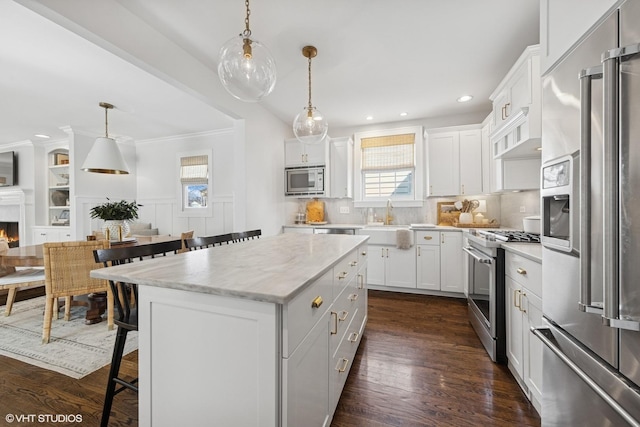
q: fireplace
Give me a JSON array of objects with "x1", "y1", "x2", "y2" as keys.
[{"x1": 0, "y1": 222, "x2": 19, "y2": 248}]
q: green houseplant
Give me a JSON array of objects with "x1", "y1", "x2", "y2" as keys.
[{"x1": 90, "y1": 198, "x2": 141, "y2": 239}]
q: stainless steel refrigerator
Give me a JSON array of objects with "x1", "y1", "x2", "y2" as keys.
[{"x1": 534, "y1": 0, "x2": 640, "y2": 425}]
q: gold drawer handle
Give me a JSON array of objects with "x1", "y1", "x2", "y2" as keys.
[
  {"x1": 336, "y1": 357, "x2": 349, "y2": 373},
  {"x1": 350, "y1": 261, "x2": 358, "y2": 267},
  {"x1": 517, "y1": 267, "x2": 527, "y2": 275},
  {"x1": 361, "y1": 251, "x2": 367, "y2": 256},
  {"x1": 348, "y1": 332, "x2": 359, "y2": 342},
  {"x1": 311, "y1": 296, "x2": 323, "y2": 308},
  {"x1": 338, "y1": 271, "x2": 348, "y2": 280},
  {"x1": 423, "y1": 236, "x2": 433, "y2": 240},
  {"x1": 338, "y1": 310, "x2": 349, "y2": 322},
  {"x1": 348, "y1": 293, "x2": 358, "y2": 301}
]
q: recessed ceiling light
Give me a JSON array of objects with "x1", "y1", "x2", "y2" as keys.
[
  {"x1": 457, "y1": 95, "x2": 473, "y2": 103},
  {"x1": 399, "y1": 112, "x2": 408, "y2": 117},
  {"x1": 34, "y1": 134, "x2": 50, "y2": 139},
  {"x1": 365, "y1": 116, "x2": 373, "y2": 121}
]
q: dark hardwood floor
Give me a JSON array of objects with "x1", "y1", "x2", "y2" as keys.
[
  {"x1": 331, "y1": 291, "x2": 540, "y2": 426},
  {"x1": 0, "y1": 290, "x2": 539, "y2": 426}
]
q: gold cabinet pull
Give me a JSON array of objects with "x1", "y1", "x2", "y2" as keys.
[
  {"x1": 386, "y1": 248, "x2": 389, "y2": 258},
  {"x1": 517, "y1": 267, "x2": 527, "y2": 275},
  {"x1": 521, "y1": 292, "x2": 527, "y2": 313},
  {"x1": 336, "y1": 357, "x2": 349, "y2": 373},
  {"x1": 514, "y1": 289, "x2": 521, "y2": 309},
  {"x1": 417, "y1": 246, "x2": 421, "y2": 256},
  {"x1": 381, "y1": 248, "x2": 385, "y2": 257},
  {"x1": 350, "y1": 261, "x2": 358, "y2": 267},
  {"x1": 338, "y1": 310, "x2": 349, "y2": 322},
  {"x1": 461, "y1": 184, "x2": 465, "y2": 194},
  {"x1": 337, "y1": 271, "x2": 348, "y2": 280},
  {"x1": 348, "y1": 332, "x2": 359, "y2": 342},
  {"x1": 361, "y1": 251, "x2": 367, "y2": 256},
  {"x1": 423, "y1": 236, "x2": 432, "y2": 240},
  {"x1": 311, "y1": 296, "x2": 323, "y2": 308},
  {"x1": 348, "y1": 293, "x2": 358, "y2": 301},
  {"x1": 331, "y1": 311, "x2": 338, "y2": 335}
]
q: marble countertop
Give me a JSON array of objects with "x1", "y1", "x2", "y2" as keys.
[
  {"x1": 91, "y1": 233, "x2": 369, "y2": 305},
  {"x1": 501, "y1": 242, "x2": 542, "y2": 263}
]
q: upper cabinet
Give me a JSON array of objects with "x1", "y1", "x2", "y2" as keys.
[
  {"x1": 426, "y1": 126, "x2": 482, "y2": 197},
  {"x1": 540, "y1": 0, "x2": 618, "y2": 75},
  {"x1": 284, "y1": 138, "x2": 328, "y2": 167},
  {"x1": 490, "y1": 45, "x2": 542, "y2": 159}
]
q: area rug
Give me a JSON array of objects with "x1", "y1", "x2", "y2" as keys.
[{"x1": 0, "y1": 296, "x2": 137, "y2": 379}]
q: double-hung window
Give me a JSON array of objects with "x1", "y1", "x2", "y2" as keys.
[
  {"x1": 354, "y1": 126, "x2": 423, "y2": 207},
  {"x1": 178, "y1": 151, "x2": 212, "y2": 217}
]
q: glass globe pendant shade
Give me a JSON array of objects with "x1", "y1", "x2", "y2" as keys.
[
  {"x1": 218, "y1": 35, "x2": 277, "y2": 102},
  {"x1": 293, "y1": 107, "x2": 329, "y2": 145}
]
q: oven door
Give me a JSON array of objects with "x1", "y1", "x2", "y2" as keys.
[{"x1": 464, "y1": 245, "x2": 502, "y2": 362}]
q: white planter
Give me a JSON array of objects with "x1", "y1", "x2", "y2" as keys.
[{"x1": 102, "y1": 220, "x2": 131, "y2": 240}]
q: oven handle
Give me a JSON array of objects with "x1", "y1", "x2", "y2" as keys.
[{"x1": 463, "y1": 246, "x2": 493, "y2": 264}]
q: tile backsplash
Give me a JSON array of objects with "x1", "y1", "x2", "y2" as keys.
[{"x1": 284, "y1": 190, "x2": 540, "y2": 229}]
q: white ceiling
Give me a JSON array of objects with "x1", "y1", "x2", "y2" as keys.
[{"x1": 1, "y1": 0, "x2": 540, "y2": 146}]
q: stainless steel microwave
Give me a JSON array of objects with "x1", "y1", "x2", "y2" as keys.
[{"x1": 285, "y1": 166, "x2": 325, "y2": 196}]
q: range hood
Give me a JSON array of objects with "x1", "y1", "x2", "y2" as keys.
[{"x1": 491, "y1": 107, "x2": 542, "y2": 159}]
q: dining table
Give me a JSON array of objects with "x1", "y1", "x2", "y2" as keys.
[{"x1": 0, "y1": 235, "x2": 181, "y2": 323}]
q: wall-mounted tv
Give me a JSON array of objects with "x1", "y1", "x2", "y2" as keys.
[{"x1": 0, "y1": 151, "x2": 17, "y2": 187}]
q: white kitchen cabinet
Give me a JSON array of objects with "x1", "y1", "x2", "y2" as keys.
[
  {"x1": 32, "y1": 226, "x2": 72, "y2": 244},
  {"x1": 495, "y1": 157, "x2": 541, "y2": 192},
  {"x1": 329, "y1": 137, "x2": 353, "y2": 198},
  {"x1": 481, "y1": 114, "x2": 497, "y2": 194},
  {"x1": 416, "y1": 230, "x2": 440, "y2": 291},
  {"x1": 426, "y1": 126, "x2": 482, "y2": 197},
  {"x1": 505, "y1": 250, "x2": 543, "y2": 413},
  {"x1": 440, "y1": 232, "x2": 464, "y2": 293},
  {"x1": 490, "y1": 45, "x2": 542, "y2": 160},
  {"x1": 367, "y1": 244, "x2": 416, "y2": 289},
  {"x1": 282, "y1": 226, "x2": 314, "y2": 234},
  {"x1": 285, "y1": 138, "x2": 328, "y2": 167},
  {"x1": 540, "y1": 0, "x2": 618, "y2": 75}
]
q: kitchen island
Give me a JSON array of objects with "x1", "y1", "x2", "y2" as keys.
[{"x1": 91, "y1": 233, "x2": 369, "y2": 427}]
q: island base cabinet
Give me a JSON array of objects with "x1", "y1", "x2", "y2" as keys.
[
  {"x1": 138, "y1": 286, "x2": 278, "y2": 427},
  {"x1": 283, "y1": 309, "x2": 331, "y2": 427}
]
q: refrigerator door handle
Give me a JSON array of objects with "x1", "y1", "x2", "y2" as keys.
[
  {"x1": 578, "y1": 65, "x2": 604, "y2": 315},
  {"x1": 532, "y1": 326, "x2": 640, "y2": 427},
  {"x1": 602, "y1": 48, "x2": 620, "y2": 328}
]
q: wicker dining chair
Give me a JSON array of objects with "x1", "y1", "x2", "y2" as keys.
[
  {"x1": 179, "y1": 230, "x2": 194, "y2": 253},
  {"x1": 41, "y1": 240, "x2": 113, "y2": 344}
]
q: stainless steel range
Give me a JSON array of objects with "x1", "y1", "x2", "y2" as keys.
[{"x1": 464, "y1": 229, "x2": 541, "y2": 363}]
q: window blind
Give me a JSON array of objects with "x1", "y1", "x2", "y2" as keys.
[
  {"x1": 361, "y1": 133, "x2": 415, "y2": 171},
  {"x1": 180, "y1": 155, "x2": 208, "y2": 183}
]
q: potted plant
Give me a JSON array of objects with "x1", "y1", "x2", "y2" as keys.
[{"x1": 89, "y1": 198, "x2": 141, "y2": 239}]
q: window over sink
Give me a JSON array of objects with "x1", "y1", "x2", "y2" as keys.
[{"x1": 354, "y1": 126, "x2": 424, "y2": 207}]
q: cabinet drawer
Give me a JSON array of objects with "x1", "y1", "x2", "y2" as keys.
[
  {"x1": 283, "y1": 269, "x2": 333, "y2": 357},
  {"x1": 505, "y1": 252, "x2": 541, "y2": 297},
  {"x1": 415, "y1": 230, "x2": 439, "y2": 246},
  {"x1": 334, "y1": 249, "x2": 358, "y2": 295}
]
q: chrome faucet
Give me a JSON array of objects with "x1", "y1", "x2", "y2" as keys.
[{"x1": 385, "y1": 199, "x2": 393, "y2": 225}]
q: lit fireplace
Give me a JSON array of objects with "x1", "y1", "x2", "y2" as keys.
[{"x1": 0, "y1": 222, "x2": 19, "y2": 248}]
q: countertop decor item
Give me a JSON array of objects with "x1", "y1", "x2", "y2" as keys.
[
  {"x1": 81, "y1": 102, "x2": 129, "y2": 175},
  {"x1": 217, "y1": 0, "x2": 276, "y2": 102},
  {"x1": 437, "y1": 202, "x2": 461, "y2": 226},
  {"x1": 305, "y1": 198, "x2": 325, "y2": 223},
  {"x1": 292, "y1": 45, "x2": 329, "y2": 145}
]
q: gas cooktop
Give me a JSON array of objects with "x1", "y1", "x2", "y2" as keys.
[{"x1": 467, "y1": 229, "x2": 541, "y2": 248}]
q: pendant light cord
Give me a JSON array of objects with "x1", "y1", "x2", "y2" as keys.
[
  {"x1": 104, "y1": 106, "x2": 109, "y2": 138},
  {"x1": 307, "y1": 55, "x2": 313, "y2": 111},
  {"x1": 243, "y1": 0, "x2": 251, "y2": 38}
]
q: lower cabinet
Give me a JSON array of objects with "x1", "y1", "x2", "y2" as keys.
[
  {"x1": 367, "y1": 244, "x2": 416, "y2": 288},
  {"x1": 416, "y1": 231, "x2": 464, "y2": 293},
  {"x1": 505, "y1": 251, "x2": 543, "y2": 413},
  {"x1": 32, "y1": 226, "x2": 72, "y2": 244}
]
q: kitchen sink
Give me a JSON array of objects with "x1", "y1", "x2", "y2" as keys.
[{"x1": 358, "y1": 226, "x2": 413, "y2": 245}]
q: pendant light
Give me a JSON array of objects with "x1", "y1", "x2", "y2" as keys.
[
  {"x1": 81, "y1": 102, "x2": 129, "y2": 175},
  {"x1": 293, "y1": 45, "x2": 328, "y2": 145},
  {"x1": 218, "y1": 0, "x2": 277, "y2": 102}
]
